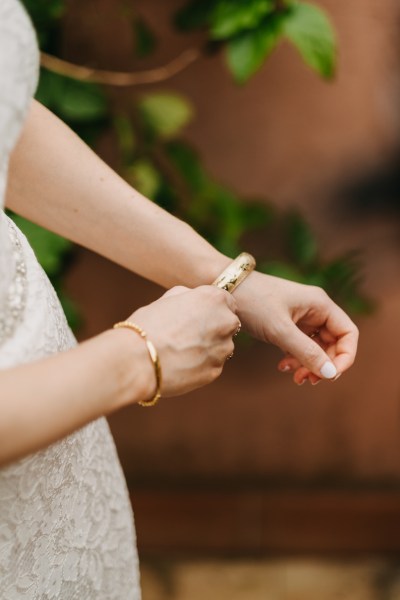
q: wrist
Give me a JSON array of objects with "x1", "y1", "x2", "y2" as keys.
[
  {"x1": 174, "y1": 232, "x2": 232, "y2": 287},
  {"x1": 102, "y1": 328, "x2": 156, "y2": 410},
  {"x1": 231, "y1": 269, "x2": 264, "y2": 323},
  {"x1": 196, "y1": 252, "x2": 233, "y2": 285}
]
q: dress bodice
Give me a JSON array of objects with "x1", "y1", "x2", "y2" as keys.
[
  {"x1": 0, "y1": 5, "x2": 141, "y2": 597},
  {"x1": 0, "y1": 0, "x2": 39, "y2": 344}
]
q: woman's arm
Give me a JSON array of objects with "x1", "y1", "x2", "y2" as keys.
[
  {"x1": 6, "y1": 100, "x2": 359, "y2": 383},
  {"x1": 6, "y1": 100, "x2": 229, "y2": 288},
  {"x1": 0, "y1": 285, "x2": 238, "y2": 467},
  {"x1": 0, "y1": 328, "x2": 153, "y2": 466}
]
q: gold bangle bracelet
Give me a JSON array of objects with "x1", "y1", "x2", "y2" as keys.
[
  {"x1": 113, "y1": 321, "x2": 162, "y2": 407},
  {"x1": 212, "y1": 252, "x2": 256, "y2": 293}
]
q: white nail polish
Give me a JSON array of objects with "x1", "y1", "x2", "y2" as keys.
[
  {"x1": 280, "y1": 365, "x2": 291, "y2": 372},
  {"x1": 320, "y1": 361, "x2": 337, "y2": 379}
]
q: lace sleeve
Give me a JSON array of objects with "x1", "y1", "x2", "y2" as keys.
[{"x1": 0, "y1": 0, "x2": 39, "y2": 168}]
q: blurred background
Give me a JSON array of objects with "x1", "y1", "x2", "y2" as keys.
[{"x1": 19, "y1": 0, "x2": 400, "y2": 597}]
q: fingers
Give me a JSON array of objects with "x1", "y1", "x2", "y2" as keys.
[
  {"x1": 277, "y1": 319, "x2": 356, "y2": 385},
  {"x1": 324, "y1": 304, "x2": 359, "y2": 372},
  {"x1": 278, "y1": 355, "x2": 301, "y2": 373},
  {"x1": 279, "y1": 323, "x2": 338, "y2": 380},
  {"x1": 278, "y1": 355, "x2": 322, "y2": 385},
  {"x1": 211, "y1": 286, "x2": 238, "y2": 315}
]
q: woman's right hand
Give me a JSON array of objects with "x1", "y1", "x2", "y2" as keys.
[{"x1": 126, "y1": 285, "x2": 240, "y2": 399}]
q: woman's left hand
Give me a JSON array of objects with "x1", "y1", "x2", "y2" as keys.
[{"x1": 234, "y1": 271, "x2": 359, "y2": 385}]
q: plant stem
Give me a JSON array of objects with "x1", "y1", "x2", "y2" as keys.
[{"x1": 40, "y1": 47, "x2": 203, "y2": 86}]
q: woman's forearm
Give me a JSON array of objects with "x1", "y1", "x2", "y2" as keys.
[
  {"x1": 4, "y1": 102, "x2": 358, "y2": 392},
  {"x1": 6, "y1": 101, "x2": 231, "y2": 289},
  {"x1": 0, "y1": 329, "x2": 153, "y2": 467}
]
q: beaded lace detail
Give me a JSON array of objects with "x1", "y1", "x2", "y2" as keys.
[
  {"x1": 0, "y1": 1, "x2": 141, "y2": 598},
  {"x1": 0, "y1": 217, "x2": 27, "y2": 345}
]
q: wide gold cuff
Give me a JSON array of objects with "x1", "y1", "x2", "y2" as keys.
[{"x1": 212, "y1": 252, "x2": 256, "y2": 293}]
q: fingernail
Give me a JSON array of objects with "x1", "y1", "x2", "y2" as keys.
[
  {"x1": 333, "y1": 373, "x2": 342, "y2": 382},
  {"x1": 296, "y1": 379, "x2": 306, "y2": 386},
  {"x1": 311, "y1": 379, "x2": 321, "y2": 386},
  {"x1": 279, "y1": 365, "x2": 291, "y2": 372},
  {"x1": 320, "y1": 361, "x2": 337, "y2": 379}
]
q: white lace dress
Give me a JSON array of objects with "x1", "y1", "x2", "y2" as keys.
[{"x1": 0, "y1": 1, "x2": 141, "y2": 598}]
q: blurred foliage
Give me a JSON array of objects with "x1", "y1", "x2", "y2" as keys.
[
  {"x1": 176, "y1": 0, "x2": 336, "y2": 83},
  {"x1": 16, "y1": 0, "x2": 369, "y2": 329}
]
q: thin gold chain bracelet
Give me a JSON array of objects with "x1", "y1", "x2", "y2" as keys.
[{"x1": 113, "y1": 321, "x2": 162, "y2": 407}]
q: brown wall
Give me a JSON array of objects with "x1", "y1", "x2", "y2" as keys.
[{"x1": 64, "y1": 0, "x2": 400, "y2": 486}]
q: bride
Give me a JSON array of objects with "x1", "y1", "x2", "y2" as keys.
[{"x1": 0, "y1": 0, "x2": 358, "y2": 598}]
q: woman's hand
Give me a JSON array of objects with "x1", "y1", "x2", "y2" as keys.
[
  {"x1": 234, "y1": 271, "x2": 359, "y2": 385},
  {"x1": 127, "y1": 285, "x2": 240, "y2": 398}
]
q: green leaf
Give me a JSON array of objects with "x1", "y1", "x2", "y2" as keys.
[
  {"x1": 283, "y1": 2, "x2": 336, "y2": 78},
  {"x1": 166, "y1": 141, "x2": 207, "y2": 191},
  {"x1": 113, "y1": 114, "x2": 136, "y2": 163},
  {"x1": 174, "y1": 0, "x2": 215, "y2": 31},
  {"x1": 259, "y1": 260, "x2": 305, "y2": 282},
  {"x1": 226, "y1": 14, "x2": 284, "y2": 83},
  {"x1": 22, "y1": 0, "x2": 65, "y2": 23},
  {"x1": 138, "y1": 93, "x2": 194, "y2": 139},
  {"x1": 10, "y1": 215, "x2": 72, "y2": 277},
  {"x1": 35, "y1": 69, "x2": 64, "y2": 107},
  {"x1": 36, "y1": 70, "x2": 108, "y2": 122},
  {"x1": 287, "y1": 212, "x2": 318, "y2": 267},
  {"x1": 343, "y1": 295, "x2": 374, "y2": 315},
  {"x1": 56, "y1": 80, "x2": 108, "y2": 122},
  {"x1": 134, "y1": 18, "x2": 156, "y2": 58},
  {"x1": 241, "y1": 201, "x2": 273, "y2": 229},
  {"x1": 211, "y1": 0, "x2": 275, "y2": 40},
  {"x1": 125, "y1": 160, "x2": 161, "y2": 199}
]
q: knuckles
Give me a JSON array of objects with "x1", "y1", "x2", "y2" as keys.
[
  {"x1": 204, "y1": 365, "x2": 223, "y2": 384},
  {"x1": 309, "y1": 285, "x2": 329, "y2": 302},
  {"x1": 302, "y1": 343, "x2": 322, "y2": 365}
]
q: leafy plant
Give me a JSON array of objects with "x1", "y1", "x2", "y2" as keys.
[
  {"x1": 17, "y1": 0, "x2": 368, "y2": 331},
  {"x1": 176, "y1": 0, "x2": 336, "y2": 83}
]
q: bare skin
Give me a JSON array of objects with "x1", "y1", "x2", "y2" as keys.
[
  {"x1": 0, "y1": 100, "x2": 359, "y2": 465},
  {"x1": 0, "y1": 285, "x2": 238, "y2": 466}
]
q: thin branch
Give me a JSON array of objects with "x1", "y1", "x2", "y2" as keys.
[{"x1": 40, "y1": 47, "x2": 203, "y2": 86}]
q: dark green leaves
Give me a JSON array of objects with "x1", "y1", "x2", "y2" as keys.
[
  {"x1": 133, "y1": 17, "x2": 156, "y2": 58},
  {"x1": 226, "y1": 1, "x2": 336, "y2": 83},
  {"x1": 226, "y1": 13, "x2": 284, "y2": 83},
  {"x1": 21, "y1": 0, "x2": 65, "y2": 24},
  {"x1": 176, "y1": 0, "x2": 336, "y2": 83},
  {"x1": 166, "y1": 141, "x2": 272, "y2": 257},
  {"x1": 21, "y1": 0, "x2": 65, "y2": 49},
  {"x1": 287, "y1": 211, "x2": 318, "y2": 267},
  {"x1": 283, "y1": 2, "x2": 336, "y2": 79},
  {"x1": 175, "y1": 0, "x2": 215, "y2": 31},
  {"x1": 210, "y1": 0, "x2": 275, "y2": 40},
  {"x1": 36, "y1": 71, "x2": 108, "y2": 122}
]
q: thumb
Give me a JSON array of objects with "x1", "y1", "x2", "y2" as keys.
[{"x1": 281, "y1": 323, "x2": 338, "y2": 380}]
